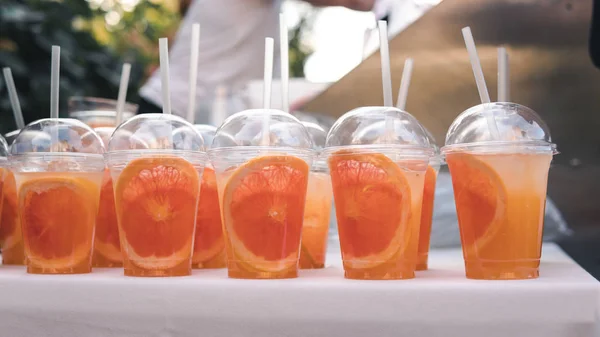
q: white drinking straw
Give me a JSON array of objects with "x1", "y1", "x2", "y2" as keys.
[
  {"x1": 115, "y1": 63, "x2": 131, "y2": 126},
  {"x1": 187, "y1": 23, "x2": 201, "y2": 123},
  {"x1": 159, "y1": 38, "x2": 172, "y2": 115},
  {"x1": 378, "y1": 20, "x2": 393, "y2": 108},
  {"x1": 2, "y1": 68, "x2": 25, "y2": 129},
  {"x1": 395, "y1": 58, "x2": 414, "y2": 111},
  {"x1": 461, "y1": 26, "x2": 500, "y2": 139},
  {"x1": 498, "y1": 46, "x2": 509, "y2": 102},
  {"x1": 50, "y1": 46, "x2": 60, "y2": 119},
  {"x1": 261, "y1": 37, "x2": 275, "y2": 146},
  {"x1": 279, "y1": 13, "x2": 290, "y2": 113}
]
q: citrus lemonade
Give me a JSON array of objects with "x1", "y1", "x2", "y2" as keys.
[
  {"x1": 328, "y1": 151, "x2": 426, "y2": 280},
  {"x1": 217, "y1": 155, "x2": 310, "y2": 279},
  {"x1": 299, "y1": 171, "x2": 332, "y2": 269},
  {"x1": 113, "y1": 156, "x2": 201, "y2": 277},
  {"x1": 192, "y1": 166, "x2": 226, "y2": 268},
  {"x1": 446, "y1": 152, "x2": 552, "y2": 280},
  {"x1": 17, "y1": 171, "x2": 102, "y2": 274},
  {"x1": 416, "y1": 164, "x2": 439, "y2": 271},
  {"x1": 0, "y1": 171, "x2": 26, "y2": 265},
  {"x1": 92, "y1": 168, "x2": 122, "y2": 267}
]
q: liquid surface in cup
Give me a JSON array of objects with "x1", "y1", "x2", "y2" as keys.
[
  {"x1": 192, "y1": 166, "x2": 226, "y2": 268},
  {"x1": 218, "y1": 155, "x2": 309, "y2": 279},
  {"x1": 0, "y1": 171, "x2": 26, "y2": 265},
  {"x1": 299, "y1": 171, "x2": 332, "y2": 269},
  {"x1": 114, "y1": 156, "x2": 200, "y2": 277},
  {"x1": 328, "y1": 151, "x2": 425, "y2": 280},
  {"x1": 18, "y1": 171, "x2": 102, "y2": 274},
  {"x1": 416, "y1": 165, "x2": 438, "y2": 271},
  {"x1": 93, "y1": 168, "x2": 122, "y2": 267},
  {"x1": 446, "y1": 152, "x2": 552, "y2": 280}
]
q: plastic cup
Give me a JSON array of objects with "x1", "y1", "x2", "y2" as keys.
[
  {"x1": 209, "y1": 109, "x2": 315, "y2": 279},
  {"x1": 89, "y1": 127, "x2": 122, "y2": 268},
  {"x1": 190, "y1": 124, "x2": 226, "y2": 269},
  {"x1": 441, "y1": 102, "x2": 557, "y2": 280},
  {"x1": 69, "y1": 97, "x2": 136, "y2": 128},
  {"x1": 9, "y1": 119, "x2": 105, "y2": 274},
  {"x1": 416, "y1": 130, "x2": 443, "y2": 271},
  {"x1": 0, "y1": 136, "x2": 9, "y2": 259},
  {"x1": 299, "y1": 122, "x2": 332, "y2": 269},
  {"x1": 106, "y1": 114, "x2": 206, "y2": 277},
  {"x1": 324, "y1": 107, "x2": 433, "y2": 280}
]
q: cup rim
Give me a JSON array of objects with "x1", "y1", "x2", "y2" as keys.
[{"x1": 441, "y1": 140, "x2": 557, "y2": 155}]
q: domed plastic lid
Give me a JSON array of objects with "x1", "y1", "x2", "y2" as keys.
[
  {"x1": 211, "y1": 109, "x2": 313, "y2": 151},
  {"x1": 325, "y1": 107, "x2": 432, "y2": 154},
  {"x1": 0, "y1": 135, "x2": 8, "y2": 162},
  {"x1": 4, "y1": 130, "x2": 20, "y2": 145},
  {"x1": 108, "y1": 113, "x2": 204, "y2": 152},
  {"x1": 442, "y1": 102, "x2": 556, "y2": 154},
  {"x1": 10, "y1": 118, "x2": 105, "y2": 156},
  {"x1": 94, "y1": 127, "x2": 114, "y2": 148},
  {"x1": 422, "y1": 126, "x2": 443, "y2": 166},
  {"x1": 301, "y1": 121, "x2": 327, "y2": 151},
  {"x1": 194, "y1": 124, "x2": 217, "y2": 149}
]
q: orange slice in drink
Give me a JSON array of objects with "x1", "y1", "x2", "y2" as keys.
[
  {"x1": 223, "y1": 155, "x2": 309, "y2": 272},
  {"x1": 0, "y1": 172, "x2": 23, "y2": 252},
  {"x1": 192, "y1": 166, "x2": 225, "y2": 264},
  {"x1": 329, "y1": 152, "x2": 411, "y2": 269},
  {"x1": 115, "y1": 157, "x2": 200, "y2": 270},
  {"x1": 94, "y1": 169, "x2": 122, "y2": 263},
  {"x1": 446, "y1": 152, "x2": 507, "y2": 251},
  {"x1": 20, "y1": 176, "x2": 97, "y2": 269},
  {"x1": 418, "y1": 166, "x2": 437, "y2": 254}
]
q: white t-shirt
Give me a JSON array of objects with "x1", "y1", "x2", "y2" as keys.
[{"x1": 140, "y1": 0, "x2": 282, "y2": 116}]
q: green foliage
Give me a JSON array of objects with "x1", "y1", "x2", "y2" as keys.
[{"x1": 0, "y1": 0, "x2": 179, "y2": 134}]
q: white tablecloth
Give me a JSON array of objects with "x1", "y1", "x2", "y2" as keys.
[{"x1": 0, "y1": 244, "x2": 598, "y2": 337}]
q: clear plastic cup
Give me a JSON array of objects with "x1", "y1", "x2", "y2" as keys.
[
  {"x1": 190, "y1": 124, "x2": 226, "y2": 269},
  {"x1": 209, "y1": 109, "x2": 315, "y2": 279},
  {"x1": 106, "y1": 114, "x2": 207, "y2": 277},
  {"x1": 324, "y1": 107, "x2": 433, "y2": 280},
  {"x1": 0, "y1": 133, "x2": 26, "y2": 265},
  {"x1": 90, "y1": 127, "x2": 122, "y2": 268},
  {"x1": 299, "y1": 122, "x2": 332, "y2": 269},
  {"x1": 441, "y1": 102, "x2": 557, "y2": 280},
  {"x1": 416, "y1": 129, "x2": 443, "y2": 271},
  {"x1": 9, "y1": 119, "x2": 106, "y2": 274},
  {"x1": 69, "y1": 97, "x2": 136, "y2": 128}
]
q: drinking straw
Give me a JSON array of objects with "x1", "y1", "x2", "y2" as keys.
[
  {"x1": 395, "y1": 58, "x2": 414, "y2": 111},
  {"x1": 461, "y1": 26, "x2": 500, "y2": 139},
  {"x1": 2, "y1": 68, "x2": 25, "y2": 129},
  {"x1": 261, "y1": 37, "x2": 275, "y2": 146},
  {"x1": 115, "y1": 63, "x2": 131, "y2": 126},
  {"x1": 159, "y1": 38, "x2": 172, "y2": 115},
  {"x1": 210, "y1": 85, "x2": 228, "y2": 127},
  {"x1": 378, "y1": 20, "x2": 393, "y2": 108},
  {"x1": 50, "y1": 46, "x2": 60, "y2": 119},
  {"x1": 498, "y1": 47, "x2": 509, "y2": 102},
  {"x1": 279, "y1": 13, "x2": 290, "y2": 113},
  {"x1": 187, "y1": 23, "x2": 201, "y2": 123}
]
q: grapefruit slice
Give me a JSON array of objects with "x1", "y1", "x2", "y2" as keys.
[
  {"x1": 94, "y1": 169, "x2": 122, "y2": 263},
  {"x1": 20, "y1": 175, "x2": 97, "y2": 269},
  {"x1": 115, "y1": 157, "x2": 200, "y2": 270},
  {"x1": 446, "y1": 152, "x2": 507, "y2": 252},
  {"x1": 223, "y1": 155, "x2": 309, "y2": 272},
  {"x1": 329, "y1": 151, "x2": 412, "y2": 269},
  {"x1": 0, "y1": 172, "x2": 20, "y2": 250},
  {"x1": 192, "y1": 166, "x2": 225, "y2": 265}
]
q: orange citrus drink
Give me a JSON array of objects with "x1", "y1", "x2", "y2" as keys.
[
  {"x1": 299, "y1": 171, "x2": 332, "y2": 269},
  {"x1": 328, "y1": 151, "x2": 426, "y2": 280},
  {"x1": 113, "y1": 156, "x2": 200, "y2": 277},
  {"x1": 446, "y1": 152, "x2": 552, "y2": 280},
  {"x1": 92, "y1": 168, "x2": 122, "y2": 267},
  {"x1": 416, "y1": 164, "x2": 439, "y2": 271},
  {"x1": 217, "y1": 155, "x2": 310, "y2": 279},
  {"x1": 192, "y1": 166, "x2": 226, "y2": 268},
  {"x1": 0, "y1": 171, "x2": 26, "y2": 265},
  {"x1": 17, "y1": 172, "x2": 102, "y2": 274}
]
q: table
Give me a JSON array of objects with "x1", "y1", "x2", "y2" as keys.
[{"x1": 0, "y1": 244, "x2": 598, "y2": 337}]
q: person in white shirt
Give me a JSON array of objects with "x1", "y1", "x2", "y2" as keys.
[{"x1": 138, "y1": 0, "x2": 375, "y2": 116}]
